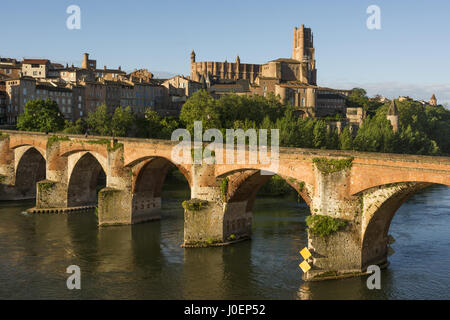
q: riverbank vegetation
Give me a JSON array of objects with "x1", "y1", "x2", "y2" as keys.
[
  {"x1": 17, "y1": 90, "x2": 450, "y2": 156},
  {"x1": 14, "y1": 89, "x2": 450, "y2": 197}
]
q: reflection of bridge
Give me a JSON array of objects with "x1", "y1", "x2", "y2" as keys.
[{"x1": 1, "y1": 130, "x2": 449, "y2": 280}]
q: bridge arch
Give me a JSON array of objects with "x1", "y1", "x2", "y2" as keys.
[
  {"x1": 14, "y1": 146, "x2": 46, "y2": 198},
  {"x1": 67, "y1": 152, "x2": 106, "y2": 207},
  {"x1": 222, "y1": 169, "x2": 312, "y2": 208},
  {"x1": 66, "y1": 151, "x2": 108, "y2": 182},
  {"x1": 130, "y1": 156, "x2": 191, "y2": 223},
  {"x1": 218, "y1": 168, "x2": 312, "y2": 239},
  {"x1": 350, "y1": 165, "x2": 450, "y2": 196},
  {"x1": 358, "y1": 181, "x2": 445, "y2": 269}
]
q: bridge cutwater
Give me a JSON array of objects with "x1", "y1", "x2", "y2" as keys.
[{"x1": 0, "y1": 130, "x2": 449, "y2": 281}]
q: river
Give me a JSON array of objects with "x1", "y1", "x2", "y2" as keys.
[{"x1": 0, "y1": 176, "x2": 449, "y2": 300}]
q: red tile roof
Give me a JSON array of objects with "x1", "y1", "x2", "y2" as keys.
[{"x1": 22, "y1": 59, "x2": 50, "y2": 64}]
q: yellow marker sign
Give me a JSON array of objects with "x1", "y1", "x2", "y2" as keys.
[
  {"x1": 298, "y1": 247, "x2": 312, "y2": 273},
  {"x1": 300, "y1": 248, "x2": 311, "y2": 260},
  {"x1": 299, "y1": 260, "x2": 311, "y2": 273}
]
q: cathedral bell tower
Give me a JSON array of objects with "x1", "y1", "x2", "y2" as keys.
[{"x1": 292, "y1": 25, "x2": 317, "y2": 85}]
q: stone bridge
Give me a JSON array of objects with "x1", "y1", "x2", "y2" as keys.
[{"x1": 1, "y1": 130, "x2": 449, "y2": 281}]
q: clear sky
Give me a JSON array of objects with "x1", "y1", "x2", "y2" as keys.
[{"x1": 1, "y1": 0, "x2": 449, "y2": 104}]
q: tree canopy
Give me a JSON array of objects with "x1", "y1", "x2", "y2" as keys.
[
  {"x1": 17, "y1": 99, "x2": 65, "y2": 133},
  {"x1": 15, "y1": 93, "x2": 450, "y2": 157}
]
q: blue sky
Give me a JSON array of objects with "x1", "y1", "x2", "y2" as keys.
[{"x1": 1, "y1": 0, "x2": 449, "y2": 104}]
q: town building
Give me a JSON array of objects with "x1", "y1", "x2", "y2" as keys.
[
  {"x1": 162, "y1": 75, "x2": 203, "y2": 111},
  {"x1": 0, "y1": 52, "x2": 173, "y2": 125},
  {"x1": 4, "y1": 77, "x2": 36, "y2": 124},
  {"x1": 0, "y1": 81, "x2": 6, "y2": 124},
  {"x1": 0, "y1": 58, "x2": 22, "y2": 79},
  {"x1": 21, "y1": 59, "x2": 52, "y2": 79}
]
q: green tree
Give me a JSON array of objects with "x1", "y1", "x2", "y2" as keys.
[
  {"x1": 17, "y1": 99, "x2": 65, "y2": 132},
  {"x1": 86, "y1": 104, "x2": 112, "y2": 136},
  {"x1": 142, "y1": 109, "x2": 163, "y2": 138},
  {"x1": 180, "y1": 90, "x2": 220, "y2": 133},
  {"x1": 346, "y1": 88, "x2": 368, "y2": 109},
  {"x1": 111, "y1": 106, "x2": 135, "y2": 137},
  {"x1": 353, "y1": 115, "x2": 395, "y2": 153},
  {"x1": 63, "y1": 118, "x2": 86, "y2": 134},
  {"x1": 313, "y1": 120, "x2": 327, "y2": 149},
  {"x1": 339, "y1": 127, "x2": 353, "y2": 150}
]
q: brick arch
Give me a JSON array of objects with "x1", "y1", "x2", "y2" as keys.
[
  {"x1": 10, "y1": 144, "x2": 46, "y2": 160},
  {"x1": 66, "y1": 151, "x2": 108, "y2": 181},
  {"x1": 130, "y1": 156, "x2": 192, "y2": 190},
  {"x1": 359, "y1": 182, "x2": 435, "y2": 269},
  {"x1": 130, "y1": 156, "x2": 191, "y2": 223},
  {"x1": 8, "y1": 134, "x2": 48, "y2": 158},
  {"x1": 350, "y1": 164, "x2": 450, "y2": 196},
  {"x1": 67, "y1": 152, "x2": 106, "y2": 207},
  {"x1": 59, "y1": 147, "x2": 108, "y2": 162},
  {"x1": 220, "y1": 168, "x2": 313, "y2": 212},
  {"x1": 14, "y1": 146, "x2": 46, "y2": 198},
  {"x1": 215, "y1": 161, "x2": 315, "y2": 188}
]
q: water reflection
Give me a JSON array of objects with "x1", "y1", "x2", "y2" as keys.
[{"x1": 0, "y1": 184, "x2": 448, "y2": 299}]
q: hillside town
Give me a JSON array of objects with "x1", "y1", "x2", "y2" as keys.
[{"x1": 0, "y1": 25, "x2": 439, "y2": 132}]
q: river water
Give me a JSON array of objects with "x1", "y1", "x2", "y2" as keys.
[{"x1": 0, "y1": 177, "x2": 449, "y2": 300}]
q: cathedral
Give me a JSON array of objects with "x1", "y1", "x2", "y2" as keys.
[
  {"x1": 190, "y1": 24, "x2": 317, "y2": 85},
  {"x1": 189, "y1": 25, "x2": 352, "y2": 119}
]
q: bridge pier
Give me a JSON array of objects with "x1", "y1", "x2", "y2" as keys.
[
  {"x1": 182, "y1": 163, "x2": 253, "y2": 247},
  {"x1": 303, "y1": 165, "x2": 433, "y2": 281},
  {"x1": 303, "y1": 160, "x2": 364, "y2": 280},
  {"x1": 97, "y1": 144, "x2": 134, "y2": 225},
  {"x1": 0, "y1": 134, "x2": 18, "y2": 200},
  {"x1": 35, "y1": 138, "x2": 72, "y2": 209},
  {"x1": 183, "y1": 164, "x2": 227, "y2": 246},
  {"x1": 98, "y1": 149, "x2": 172, "y2": 226}
]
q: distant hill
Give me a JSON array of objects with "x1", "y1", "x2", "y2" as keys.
[{"x1": 151, "y1": 71, "x2": 178, "y2": 79}]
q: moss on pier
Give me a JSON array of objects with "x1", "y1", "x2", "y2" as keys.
[
  {"x1": 38, "y1": 180, "x2": 56, "y2": 192},
  {"x1": 221, "y1": 177, "x2": 229, "y2": 201},
  {"x1": 306, "y1": 215, "x2": 347, "y2": 238},
  {"x1": 182, "y1": 199, "x2": 209, "y2": 211},
  {"x1": 312, "y1": 157, "x2": 354, "y2": 175}
]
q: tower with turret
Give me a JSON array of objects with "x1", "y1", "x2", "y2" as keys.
[
  {"x1": 387, "y1": 99, "x2": 399, "y2": 133},
  {"x1": 429, "y1": 94, "x2": 437, "y2": 106}
]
